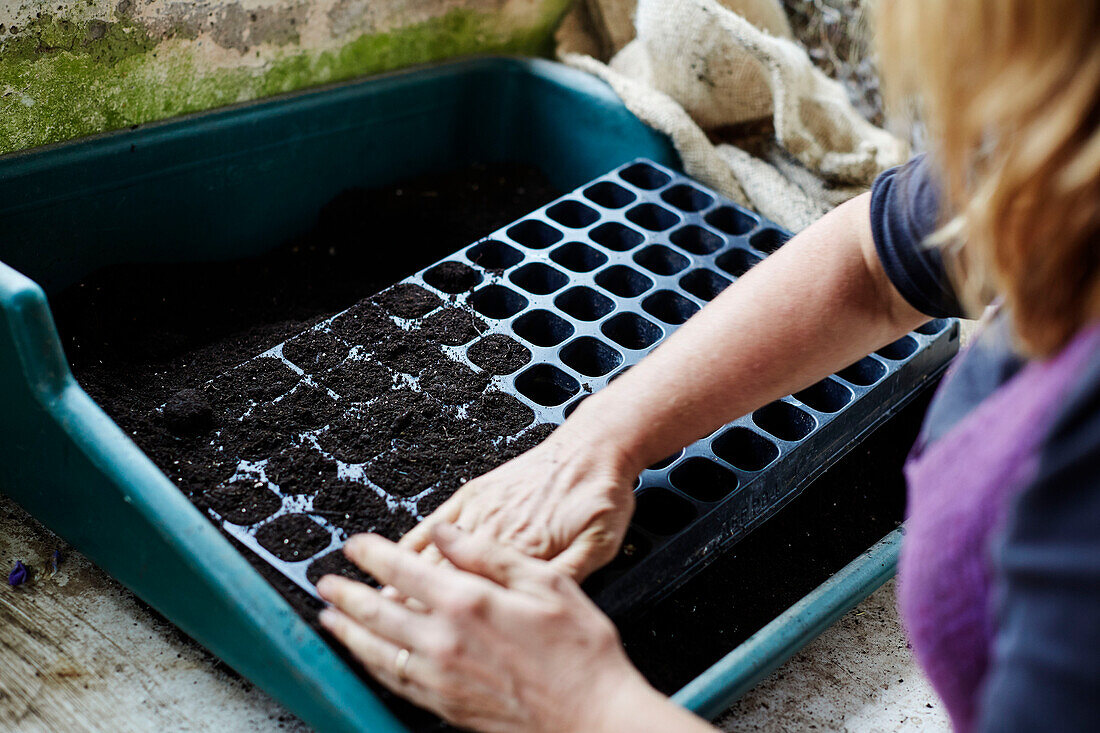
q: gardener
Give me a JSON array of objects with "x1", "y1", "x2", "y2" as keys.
[{"x1": 316, "y1": 1, "x2": 1100, "y2": 730}]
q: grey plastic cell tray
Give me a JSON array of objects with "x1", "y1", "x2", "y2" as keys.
[{"x1": 191, "y1": 158, "x2": 958, "y2": 613}]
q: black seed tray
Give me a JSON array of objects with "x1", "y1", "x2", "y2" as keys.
[{"x1": 188, "y1": 159, "x2": 959, "y2": 613}]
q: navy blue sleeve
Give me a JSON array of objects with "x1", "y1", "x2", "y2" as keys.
[
  {"x1": 976, "y1": 356, "x2": 1100, "y2": 731},
  {"x1": 869, "y1": 155, "x2": 964, "y2": 318}
]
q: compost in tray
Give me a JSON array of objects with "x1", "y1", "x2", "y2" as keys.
[
  {"x1": 153, "y1": 289, "x2": 558, "y2": 597},
  {"x1": 138, "y1": 158, "x2": 956, "y2": 608}
]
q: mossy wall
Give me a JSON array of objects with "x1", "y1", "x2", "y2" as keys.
[{"x1": 0, "y1": 0, "x2": 572, "y2": 156}]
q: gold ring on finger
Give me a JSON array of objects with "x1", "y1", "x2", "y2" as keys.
[{"x1": 394, "y1": 647, "x2": 411, "y2": 683}]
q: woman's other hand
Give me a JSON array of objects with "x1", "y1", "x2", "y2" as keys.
[
  {"x1": 398, "y1": 421, "x2": 638, "y2": 582},
  {"x1": 317, "y1": 527, "x2": 713, "y2": 733}
]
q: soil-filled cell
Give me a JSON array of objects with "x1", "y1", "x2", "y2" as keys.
[
  {"x1": 320, "y1": 390, "x2": 450, "y2": 464},
  {"x1": 250, "y1": 384, "x2": 341, "y2": 433},
  {"x1": 418, "y1": 307, "x2": 487, "y2": 346},
  {"x1": 282, "y1": 329, "x2": 349, "y2": 374},
  {"x1": 418, "y1": 358, "x2": 491, "y2": 405},
  {"x1": 323, "y1": 358, "x2": 393, "y2": 403},
  {"x1": 373, "y1": 283, "x2": 441, "y2": 319},
  {"x1": 422, "y1": 261, "x2": 483, "y2": 294},
  {"x1": 306, "y1": 549, "x2": 375, "y2": 587},
  {"x1": 265, "y1": 444, "x2": 339, "y2": 494},
  {"x1": 312, "y1": 480, "x2": 415, "y2": 540},
  {"x1": 467, "y1": 391, "x2": 536, "y2": 437},
  {"x1": 199, "y1": 479, "x2": 282, "y2": 526},
  {"x1": 256, "y1": 514, "x2": 331, "y2": 562},
  {"x1": 327, "y1": 301, "x2": 401, "y2": 345},
  {"x1": 223, "y1": 357, "x2": 299, "y2": 404},
  {"x1": 466, "y1": 334, "x2": 532, "y2": 375}
]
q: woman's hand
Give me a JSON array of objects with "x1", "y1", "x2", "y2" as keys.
[
  {"x1": 399, "y1": 422, "x2": 638, "y2": 581},
  {"x1": 318, "y1": 526, "x2": 714, "y2": 733}
]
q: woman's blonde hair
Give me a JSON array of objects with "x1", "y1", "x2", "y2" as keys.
[{"x1": 876, "y1": 0, "x2": 1100, "y2": 356}]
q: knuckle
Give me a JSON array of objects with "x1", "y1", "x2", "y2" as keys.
[
  {"x1": 427, "y1": 632, "x2": 464, "y2": 667},
  {"x1": 445, "y1": 588, "x2": 490, "y2": 619}
]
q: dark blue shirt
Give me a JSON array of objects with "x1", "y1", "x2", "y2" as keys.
[{"x1": 870, "y1": 156, "x2": 1100, "y2": 732}]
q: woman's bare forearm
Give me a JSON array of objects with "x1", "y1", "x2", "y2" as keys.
[{"x1": 564, "y1": 192, "x2": 928, "y2": 476}]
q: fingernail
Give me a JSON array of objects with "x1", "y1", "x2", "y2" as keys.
[
  {"x1": 380, "y1": 585, "x2": 400, "y2": 600},
  {"x1": 316, "y1": 575, "x2": 334, "y2": 598},
  {"x1": 318, "y1": 608, "x2": 336, "y2": 627}
]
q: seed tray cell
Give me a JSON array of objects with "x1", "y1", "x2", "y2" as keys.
[{"x1": 187, "y1": 158, "x2": 956, "y2": 614}]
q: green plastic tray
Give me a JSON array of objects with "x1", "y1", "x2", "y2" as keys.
[{"x1": 0, "y1": 57, "x2": 902, "y2": 730}]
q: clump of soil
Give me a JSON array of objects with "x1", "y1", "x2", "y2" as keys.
[
  {"x1": 161, "y1": 388, "x2": 214, "y2": 436},
  {"x1": 467, "y1": 334, "x2": 532, "y2": 374}
]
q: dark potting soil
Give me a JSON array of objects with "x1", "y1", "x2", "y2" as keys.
[
  {"x1": 51, "y1": 160, "x2": 920, "y2": 727},
  {"x1": 467, "y1": 334, "x2": 533, "y2": 375}
]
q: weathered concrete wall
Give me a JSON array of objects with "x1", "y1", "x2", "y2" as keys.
[{"x1": 0, "y1": 0, "x2": 572, "y2": 155}]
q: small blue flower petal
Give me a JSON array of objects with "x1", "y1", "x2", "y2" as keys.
[{"x1": 8, "y1": 560, "x2": 28, "y2": 587}]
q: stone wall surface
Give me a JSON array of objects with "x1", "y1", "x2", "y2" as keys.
[{"x1": 0, "y1": 0, "x2": 571, "y2": 155}]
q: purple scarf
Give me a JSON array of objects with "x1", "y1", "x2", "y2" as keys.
[{"x1": 899, "y1": 324, "x2": 1100, "y2": 731}]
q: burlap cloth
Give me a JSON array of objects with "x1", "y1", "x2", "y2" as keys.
[{"x1": 556, "y1": 0, "x2": 907, "y2": 230}]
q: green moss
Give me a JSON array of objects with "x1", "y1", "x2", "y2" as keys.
[
  {"x1": 1, "y1": 13, "x2": 156, "y2": 66},
  {"x1": 0, "y1": 5, "x2": 569, "y2": 156}
]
